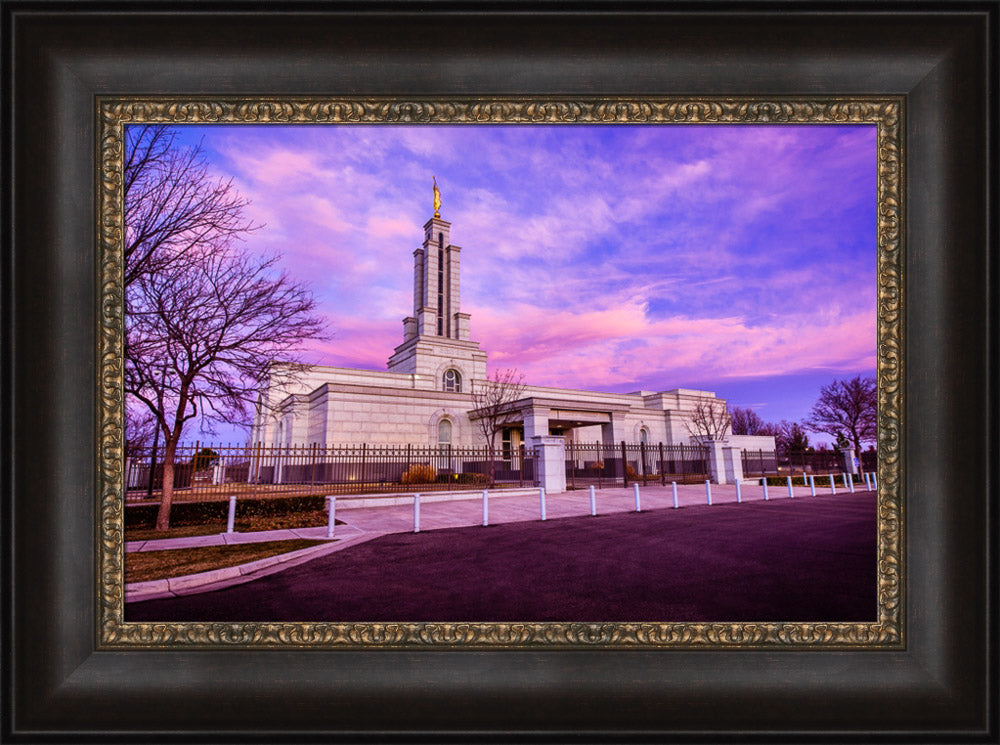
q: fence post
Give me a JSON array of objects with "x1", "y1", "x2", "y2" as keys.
[
  {"x1": 659, "y1": 442, "x2": 666, "y2": 486},
  {"x1": 787, "y1": 475, "x2": 794, "y2": 499},
  {"x1": 809, "y1": 475, "x2": 816, "y2": 496},
  {"x1": 413, "y1": 492, "x2": 421, "y2": 533},
  {"x1": 762, "y1": 478, "x2": 769, "y2": 500},
  {"x1": 705, "y1": 479, "x2": 712, "y2": 505},
  {"x1": 360, "y1": 443, "x2": 368, "y2": 492},
  {"x1": 639, "y1": 441, "x2": 648, "y2": 484},
  {"x1": 226, "y1": 495, "x2": 237, "y2": 534},
  {"x1": 620, "y1": 441, "x2": 629, "y2": 487},
  {"x1": 672, "y1": 481, "x2": 678, "y2": 508},
  {"x1": 589, "y1": 485, "x2": 596, "y2": 515},
  {"x1": 633, "y1": 483, "x2": 641, "y2": 512},
  {"x1": 735, "y1": 479, "x2": 742, "y2": 503},
  {"x1": 829, "y1": 473, "x2": 837, "y2": 494},
  {"x1": 539, "y1": 487, "x2": 547, "y2": 521},
  {"x1": 327, "y1": 496, "x2": 337, "y2": 538}
]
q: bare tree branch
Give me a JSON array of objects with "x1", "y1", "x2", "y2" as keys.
[
  {"x1": 684, "y1": 398, "x2": 732, "y2": 442},
  {"x1": 804, "y1": 375, "x2": 877, "y2": 454},
  {"x1": 469, "y1": 369, "x2": 527, "y2": 484}
]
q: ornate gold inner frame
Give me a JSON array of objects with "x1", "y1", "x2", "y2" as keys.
[{"x1": 98, "y1": 97, "x2": 903, "y2": 648}]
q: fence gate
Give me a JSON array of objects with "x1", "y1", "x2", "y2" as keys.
[{"x1": 565, "y1": 441, "x2": 709, "y2": 489}]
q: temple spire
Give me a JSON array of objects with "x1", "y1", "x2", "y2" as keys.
[{"x1": 433, "y1": 176, "x2": 442, "y2": 219}]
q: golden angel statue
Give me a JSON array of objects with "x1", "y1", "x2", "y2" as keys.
[{"x1": 433, "y1": 176, "x2": 442, "y2": 218}]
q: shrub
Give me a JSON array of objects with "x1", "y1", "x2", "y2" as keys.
[
  {"x1": 626, "y1": 465, "x2": 640, "y2": 480},
  {"x1": 400, "y1": 463, "x2": 437, "y2": 485},
  {"x1": 124, "y1": 494, "x2": 331, "y2": 529},
  {"x1": 455, "y1": 472, "x2": 490, "y2": 486}
]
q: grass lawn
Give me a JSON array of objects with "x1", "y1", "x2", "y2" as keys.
[
  {"x1": 125, "y1": 539, "x2": 327, "y2": 583},
  {"x1": 127, "y1": 510, "x2": 341, "y2": 542}
]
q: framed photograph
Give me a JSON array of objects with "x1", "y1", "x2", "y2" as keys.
[{"x1": 4, "y1": 3, "x2": 995, "y2": 741}]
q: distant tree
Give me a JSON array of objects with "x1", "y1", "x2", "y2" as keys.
[
  {"x1": 470, "y1": 369, "x2": 527, "y2": 484},
  {"x1": 685, "y1": 398, "x2": 732, "y2": 442},
  {"x1": 782, "y1": 421, "x2": 810, "y2": 452},
  {"x1": 805, "y1": 375, "x2": 877, "y2": 454},
  {"x1": 730, "y1": 406, "x2": 767, "y2": 436},
  {"x1": 126, "y1": 244, "x2": 323, "y2": 531}
]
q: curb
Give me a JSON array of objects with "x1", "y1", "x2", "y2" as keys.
[{"x1": 125, "y1": 532, "x2": 380, "y2": 603}]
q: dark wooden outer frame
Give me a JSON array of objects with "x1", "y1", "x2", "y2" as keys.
[{"x1": 3, "y1": 3, "x2": 996, "y2": 741}]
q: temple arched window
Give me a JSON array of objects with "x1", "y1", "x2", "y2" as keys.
[
  {"x1": 438, "y1": 419, "x2": 453, "y2": 446},
  {"x1": 442, "y1": 368, "x2": 462, "y2": 392}
]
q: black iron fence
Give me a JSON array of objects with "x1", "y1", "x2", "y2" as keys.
[
  {"x1": 741, "y1": 448, "x2": 876, "y2": 477},
  {"x1": 565, "y1": 441, "x2": 710, "y2": 489},
  {"x1": 126, "y1": 442, "x2": 538, "y2": 503}
]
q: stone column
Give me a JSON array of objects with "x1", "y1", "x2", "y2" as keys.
[
  {"x1": 523, "y1": 407, "x2": 550, "y2": 441},
  {"x1": 703, "y1": 440, "x2": 727, "y2": 484},
  {"x1": 839, "y1": 447, "x2": 858, "y2": 474},
  {"x1": 531, "y1": 435, "x2": 566, "y2": 494},
  {"x1": 722, "y1": 446, "x2": 744, "y2": 484}
]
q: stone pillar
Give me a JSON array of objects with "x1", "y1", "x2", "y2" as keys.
[
  {"x1": 531, "y1": 435, "x2": 566, "y2": 494},
  {"x1": 523, "y1": 407, "x2": 550, "y2": 441},
  {"x1": 703, "y1": 440, "x2": 727, "y2": 484},
  {"x1": 839, "y1": 447, "x2": 858, "y2": 474},
  {"x1": 722, "y1": 446, "x2": 744, "y2": 484}
]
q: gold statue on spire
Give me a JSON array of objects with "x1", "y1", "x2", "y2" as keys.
[{"x1": 433, "y1": 176, "x2": 442, "y2": 218}]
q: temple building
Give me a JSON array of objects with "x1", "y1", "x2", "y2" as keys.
[{"x1": 252, "y1": 184, "x2": 773, "y2": 469}]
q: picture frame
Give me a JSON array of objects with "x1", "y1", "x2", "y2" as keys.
[{"x1": 3, "y1": 2, "x2": 995, "y2": 740}]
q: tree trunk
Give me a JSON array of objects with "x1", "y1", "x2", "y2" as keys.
[
  {"x1": 487, "y1": 443, "x2": 496, "y2": 487},
  {"x1": 155, "y1": 436, "x2": 179, "y2": 531}
]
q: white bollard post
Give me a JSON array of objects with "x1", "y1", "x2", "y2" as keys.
[
  {"x1": 326, "y1": 496, "x2": 336, "y2": 538},
  {"x1": 872, "y1": 471, "x2": 878, "y2": 491},
  {"x1": 735, "y1": 480, "x2": 742, "y2": 503},
  {"x1": 864, "y1": 472, "x2": 871, "y2": 490},
  {"x1": 634, "y1": 483, "x2": 642, "y2": 512},
  {"x1": 226, "y1": 495, "x2": 237, "y2": 534},
  {"x1": 842, "y1": 472, "x2": 849, "y2": 489},
  {"x1": 589, "y1": 485, "x2": 596, "y2": 516},
  {"x1": 762, "y1": 478, "x2": 769, "y2": 500},
  {"x1": 482, "y1": 489, "x2": 489, "y2": 527},
  {"x1": 672, "y1": 481, "x2": 678, "y2": 509},
  {"x1": 848, "y1": 473, "x2": 855, "y2": 493},
  {"x1": 705, "y1": 479, "x2": 712, "y2": 505},
  {"x1": 413, "y1": 493, "x2": 421, "y2": 533},
  {"x1": 787, "y1": 475, "x2": 794, "y2": 499},
  {"x1": 809, "y1": 475, "x2": 816, "y2": 497},
  {"x1": 539, "y1": 487, "x2": 547, "y2": 521},
  {"x1": 829, "y1": 473, "x2": 837, "y2": 494}
]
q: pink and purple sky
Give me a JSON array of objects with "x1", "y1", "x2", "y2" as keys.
[{"x1": 161, "y1": 123, "x2": 877, "y2": 445}]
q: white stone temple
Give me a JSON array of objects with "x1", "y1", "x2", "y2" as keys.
[{"x1": 252, "y1": 192, "x2": 774, "y2": 464}]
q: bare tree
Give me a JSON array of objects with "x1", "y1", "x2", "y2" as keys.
[
  {"x1": 804, "y1": 375, "x2": 877, "y2": 454},
  {"x1": 729, "y1": 406, "x2": 767, "y2": 436},
  {"x1": 685, "y1": 398, "x2": 732, "y2": 442},
  {"x1": 123, "y1": 125, "x2": 256, "y2": 288},
  {"x1": 470, "y1": 369, "x2": 527, "y2": 484},
  {"x1": 126, "y1": 243, "x2": 324, "y2": 530}
]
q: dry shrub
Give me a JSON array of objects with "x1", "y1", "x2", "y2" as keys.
[{"x1": 401, "y1": 463, "x2": 437, "y2": 485}]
